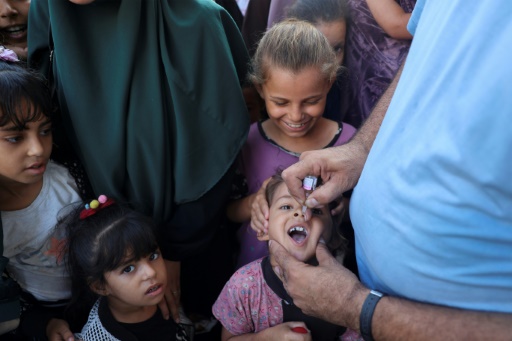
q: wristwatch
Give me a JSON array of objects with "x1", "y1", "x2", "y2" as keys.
[{"x1": 360, "y1": 290, "x2": 385, "y2": 341}]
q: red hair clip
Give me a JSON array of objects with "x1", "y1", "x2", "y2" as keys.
[{"x1": 79, "y1": 194, "x2": 115, "y2": 220}]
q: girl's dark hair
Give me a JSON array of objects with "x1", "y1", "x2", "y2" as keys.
[
  {"x1": 61, "y1": 201, "x2": 159, "y2": 317},
  {"x1": 286, "y1": 0, "x2": 350, "y2": 25},
  {"x1": 265, "y1": 170, "x2": 347, "y2": 253},
  {"x1": 0, "y1": 60, "x2": 54, "y2": 128}
]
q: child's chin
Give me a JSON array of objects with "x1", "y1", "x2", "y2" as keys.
[{"x1": 290, "y1": 250, "x2": 314, "y2": 263}]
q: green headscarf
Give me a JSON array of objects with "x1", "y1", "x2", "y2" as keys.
[{"x1": 29, "y1": 0, "x2": 250, "y2": 259}]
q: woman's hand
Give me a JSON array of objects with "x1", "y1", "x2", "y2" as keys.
[
  {"x1": 46, "y1": 318, "x2": 75, "y2": 341},
  {"x1": 250, "y1": 177, "x2": 272, "y2": 236},
  {"x1": 158, "y1": 260, "x2": 181, "y2": 322}
]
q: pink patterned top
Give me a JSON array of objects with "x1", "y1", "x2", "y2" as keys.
[
  {"x1": 213, "y1": 258, "x2": 282, "y2": 334},
  {"x1": 212, "y1": 258, "x2": 363, "y2": 340}
]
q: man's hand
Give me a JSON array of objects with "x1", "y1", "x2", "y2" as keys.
[
  {"x1": 282, "y1": 143, "x2": 366, "y2": 220},
  {"x1": 269, "y1": 240, "x2": 367, "y2": 329}
]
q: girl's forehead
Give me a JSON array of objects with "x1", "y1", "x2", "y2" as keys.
[{"x1": 271, "y1": 182, "x2": 289, "y2": 202}]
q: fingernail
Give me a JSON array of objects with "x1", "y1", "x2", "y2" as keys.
[
  {"x1": 268, "y1": 240, "x2": 273, "y2": 247},
  {"x1": 306, "y1": 198, "x2": 319, "y2": 207},
  {"x1": 319, "y1": 237, "x2": 326, "y2": 244},
  {"x1": 273, "y1": 266, "x2": 281, "y2": 277}
]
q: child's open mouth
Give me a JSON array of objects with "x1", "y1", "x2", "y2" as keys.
[{"x1": 288, "y1": 226, "x2": 308, "y2": 244}]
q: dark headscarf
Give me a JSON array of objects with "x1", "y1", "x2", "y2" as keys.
[{"x1": 29, "y1": 0, "x2": 250, "y2": 259}]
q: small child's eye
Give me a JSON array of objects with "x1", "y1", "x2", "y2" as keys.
[
  {"x1": 122, "y1": 265, "x2": 135, "y2": 273},
  {"x1": 312, "y1": 208, "x2": 323, "y2": 215},
  {"x1": 333, "y1": 44, "x2": 344, "y2": 54},
  {"x1": 305, "y1": 100, "x2": 320, "y2": 105},
  {"x1": 40, "y1": 128, "x2": 52, "y2": 136},
  {"x1": 5, "y1": 136, "x2": 22, "y2": 144},
  {"x1": 149, "y1": 252, "x2": 159, "y2": 261},
  {"x1": 280, "y1": 205, "x2": 293, "y2": 210}
]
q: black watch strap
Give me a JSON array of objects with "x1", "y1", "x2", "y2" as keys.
[{"x1": 360, "y1": 290, "x2": 385, "y2": 341}]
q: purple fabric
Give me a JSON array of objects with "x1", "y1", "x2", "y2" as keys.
[
  {"x1": 344, "y1": 0, "x2": 416, "y2": 127},
  {"x1": 0, "y1": 46, "x2": 19, "y2": 62},
  {"x1": 267, "y1": 0, "x2": 294, "y2": 28},
  {"x1": 235, "y1": 120, "x2": 356, "y2": 268}
]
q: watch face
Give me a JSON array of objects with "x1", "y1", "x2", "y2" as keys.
[{"x1": 370, "y1": 290, "x2": 384, "y2": 298}]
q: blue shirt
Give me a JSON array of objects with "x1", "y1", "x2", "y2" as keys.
[{"x1": 351, "y1": 0, "x2": 512, "y2": 312}]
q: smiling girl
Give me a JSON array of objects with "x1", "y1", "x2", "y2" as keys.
[
  {"x1": 227, "y1": 19, "x2": 356, "y2": 269},
  {"x1": 0, "y1": 0, "x2": 30, "y2": 60}
]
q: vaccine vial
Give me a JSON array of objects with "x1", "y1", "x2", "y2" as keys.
[{"x1": 302, "y1": 176, "x2": 318, "y2": 213}]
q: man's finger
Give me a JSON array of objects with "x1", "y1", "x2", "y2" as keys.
[
  {"x1": 315, "y1": 241, "x2": 336, "y2": 266},
  {"x1": 269, "y1": 240, "x2": 294, "y2": 281}
]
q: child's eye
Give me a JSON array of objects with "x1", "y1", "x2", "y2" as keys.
[
  {"x1": 280, "y1": 205, "x2": 293, "y2": 210},
  {"x1": 312, "y1": 208, "x2": 323, "y2": 215},
  {"x1": 273, "y1": 101, "x2": 287, "y2": 107},
  {"x1": 333, "y1": 44, "x2": 344, "y2": 54},
  {"x1": 40, "y1": 128, "x2": 53, "y2": 136},
  {"x1": 122, "y1": 265, "x2": 135, "y2": 273},
  {"x1": 149, "y1": 252, "x2": 160, "y2": 261},
  {"x1": 4, "y1": 136, "x2": 22, "y2": 144},
  {"x1": 305, "y1": 100, "x2": 320, "y2": 105}
]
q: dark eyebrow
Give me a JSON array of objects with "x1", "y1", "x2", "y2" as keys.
[
  {"x1": 269, "y1": 96, "x2": 287, "y2": 101},
  {"x1": 273, "y1": 194, "x2": 296, "y2": 205},
  {"x1": 0, "y1": 117, "x2": 52, "y2": 132},
  {"x1": 0, "y1": 122, "x2": 26, "y2": 132},
  {"x1": 39, "y1": 118, "x2": 52, "y2": 127}
]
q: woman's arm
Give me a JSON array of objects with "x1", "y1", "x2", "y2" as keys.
[{"x1": 366, "y1": 0, "x2": 413, "y2": 39}]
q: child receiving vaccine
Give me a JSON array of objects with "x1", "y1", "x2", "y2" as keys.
[
  {"x1": 62, "y1": 196, "x2": 189, "y2": 340},
  {"x1": 227, "y1": 19, "x2": 356, "y2": 269},
  {"x1": 0, "y1": 54, "x2": 87, "y2": 338},
  {"x1": 214, "y1": 172, "x2": 361, "y2": 340}
]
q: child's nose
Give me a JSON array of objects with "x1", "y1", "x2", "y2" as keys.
[
  {"x1": 27, "y1": 137, "x2": 44, "y2": 157},
  {"x1": 142, "y1": 263, "x2": 157, "y2": 279},
  {"x1": 293, "y1": 209, "x2": 304, "y2": 218},
  {"x1": 288, "y1": 105, "x2": 303, "y2": 121},
  {"x1": 0, "y1": 2, "x2": 18, "y2": 18}
]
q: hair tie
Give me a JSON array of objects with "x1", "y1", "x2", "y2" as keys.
[
  {"x1": 0, "y1": 46, "x2": 19, "y2": 62},
  {"x1": 79, "y1": 194, "x2": 115, "y2": 220}
]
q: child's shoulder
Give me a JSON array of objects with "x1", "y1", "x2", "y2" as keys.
[
  {"x1": 46, "y1": 161, "x2": 79, "y2": 191},
  {"x1": 230, "y1": 258, "x2": 265, "y2": 282},
  {"x1": 221, "y1": 258, "x2": 267, "y2": 295}
]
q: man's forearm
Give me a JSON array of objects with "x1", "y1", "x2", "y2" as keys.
[{"x1": 369, "y1": 294, "x2": 512, "y2": 341}]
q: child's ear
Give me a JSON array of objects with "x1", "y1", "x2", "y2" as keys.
[
  {"x1": 326, "y1": 78, "x2": 335, "y2": 91},
  {"x1": 257, "y1": 231, "x2": 269, "y2": 242},
  {"x1": 254, "y1": 84, "x2": 264, "y2": 98},
  {"x1": 90, "y1": 281, "x2": 109, "y2": 296}
]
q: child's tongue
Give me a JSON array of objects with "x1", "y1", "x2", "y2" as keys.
[{"x1": 291, "y1": 231, "x2": 307, "y2": 243}]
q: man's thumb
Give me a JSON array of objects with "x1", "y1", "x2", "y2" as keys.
[{"x1": 316, "y1": 241, "x2": 335, "y2": 265}]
